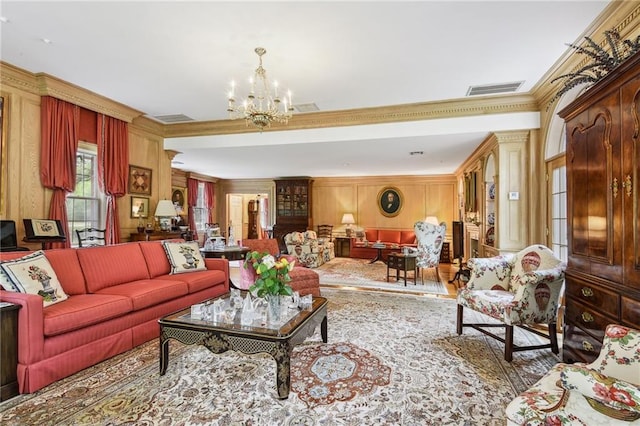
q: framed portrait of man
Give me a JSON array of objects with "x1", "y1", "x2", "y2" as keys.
[{"x1": 377, "y1": 186, "x2": 403, "y2": 217}]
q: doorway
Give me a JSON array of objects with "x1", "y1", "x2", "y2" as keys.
[{"x1": 226, "y1": 193, "x2": 270, "y2": 242}]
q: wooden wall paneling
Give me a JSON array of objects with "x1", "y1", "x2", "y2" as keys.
[{"x1": 312, "y1": 182, "x2": 357, "y2": 232}]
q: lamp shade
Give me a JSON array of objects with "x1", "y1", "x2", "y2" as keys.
[
  {"x1": 341, "y1": 213, "x2": 355, "y2": 225},
  {"x1": 155, "y1": 200, "x2": 177, "y2": 217},
  {"x1": 424, "y1": 216, "x2": 439, "y2": 225}
]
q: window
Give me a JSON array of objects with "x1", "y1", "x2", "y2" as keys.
[
  {"x1": 547, "y1": 157, "x2": 567, "y2": 262},
  {"x1": 66, "y1": 142, "x2": 105, "y2": 246},
  {"x1": 193, "y1": 181, "x2": 207, "y2": 231}
]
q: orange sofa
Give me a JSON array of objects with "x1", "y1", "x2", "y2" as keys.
[
  {"x1": 0, "y1": 240, "x2": 229, "y2": 394},
  {"x1": 349, "y1": 228, "x2": 417, "y2": 261}
]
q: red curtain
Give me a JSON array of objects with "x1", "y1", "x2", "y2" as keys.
[
  {"x1": 204, "y1": 181, "x2": 214, "y2": 223},
  {"x1": 40, "y1": 97, "x2": 79, "y2": 248},
  {"x1": 97, "y1": 114, "x2": 129, "y2": 244},
  {"x1": 187, "y1": 178, "x2": 199, "y2": 240}
]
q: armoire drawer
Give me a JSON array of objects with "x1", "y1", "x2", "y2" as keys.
[
  {"x1": 622, "y1": 296, "x2": 640, "y2": 330},
  {"x1": 563, "y1": 323, "x2": 602, "y2": 363},
  {"x1": 565, "y1": 277, "x2": 620, "y2": 318},
  {"x1": 565, "y1": 298, "x2": 615, "y2": 340}
]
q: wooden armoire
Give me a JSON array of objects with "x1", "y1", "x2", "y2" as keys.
[
  {"x1": 272, "y1": 178, "x2": 313, "y2": 251},
  {"x1": 559, "y1": 51, "x2": 640, "y2": 363}
]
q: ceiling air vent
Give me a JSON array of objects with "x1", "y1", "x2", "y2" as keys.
[
  {"x1": 294, "y1": 103, "x2": 320, "y2": 113},
  {"x1": 466, "y1": 81, "x2": 524, "y2": 96},
  {"x1": 152, "y1": 114, "x2": 195, "y2": 123}
]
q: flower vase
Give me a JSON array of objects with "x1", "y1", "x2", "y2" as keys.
[{"x1": 265, "y1": 294, "x2": 281, "y2": 323}]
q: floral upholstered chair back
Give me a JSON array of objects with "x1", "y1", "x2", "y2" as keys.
[
  {"x1": 413, "y1": 221, "x2": 446, "y2": 269},
  {"x1": 461, "y1": 244, "x2": 566, "y2": 325},
  {"x1": 506, "y1": 324, "x2": 640, "y2": 425},
  {"x1": 284, "y1": 230, "x2": 334, "y2": 268}
]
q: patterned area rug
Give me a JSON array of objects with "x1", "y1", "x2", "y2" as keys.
[
  {"x1": 0, "y1": 289, "x2": 559, "y2": 425},
  {"x1": 316, "y1": 257, "x2": 449, "y2": 295}
]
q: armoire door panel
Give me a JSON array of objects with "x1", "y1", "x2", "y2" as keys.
[{"x1": 621, "y1": 74, "x2": 640, "y2": 289}]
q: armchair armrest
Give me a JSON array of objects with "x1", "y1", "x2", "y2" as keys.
[
  {"x1": 560, "y1": 365, "x2": 640, "y2": 415},
  {"x1": 465, "y1": 254, "x2": 514, "y2": 291}
]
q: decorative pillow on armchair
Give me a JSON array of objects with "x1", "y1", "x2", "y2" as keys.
[
  {"x1": 163, "y1": 241, "x2": 207, "y2": 274},
  {"x1": 0, "y1": 251, "x2": 68, "y2": 306}
]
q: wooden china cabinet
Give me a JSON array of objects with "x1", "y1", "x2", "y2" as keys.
[
  {"x1": 559, "y1": 51, "x2": 640, "y2": 363},
  {"x1": 272, "y1": 178, "x2": 313, "y2": 251}
]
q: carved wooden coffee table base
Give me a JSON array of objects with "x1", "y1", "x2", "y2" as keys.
[{"x1": 159, "y1": 295, "x2": 328, "y2": 399}]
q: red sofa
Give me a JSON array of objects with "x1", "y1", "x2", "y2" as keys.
[
  {"x1": 240, "y1": 239, "x2": 321, "y2": 297},
  {"x1": 349, "y1": 228, "x2": 417, "y2": 261},
  {"x1": 0, "y1": 240, "x2": 229, "y2": 394}
]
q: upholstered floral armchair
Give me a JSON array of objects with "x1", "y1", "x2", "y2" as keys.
[
  {"x1": 284, "y1": 230, "x2": 335, "y2": 268},
  {"x1": 456, "y1": 244, "x2": 566, "y2": 361},
  {"x1": 414, "y1": 221, "x2": 446, "y2": 283},
  {"x1": 506, "y1": 324, "x2": 640, "y2": 425}
]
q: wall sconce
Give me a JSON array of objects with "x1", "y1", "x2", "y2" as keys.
[
  {"x1": 155, "y1": 200, "x2": 178, "y2": 231},
  {"x1": 342, "y1": 213, "x2": 355, "y2": 237}
]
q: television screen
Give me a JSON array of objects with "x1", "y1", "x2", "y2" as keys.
[{"x1": 0, "y1": 220, "x2": 18, "y2": 249}]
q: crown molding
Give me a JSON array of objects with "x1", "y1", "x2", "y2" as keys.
[
  {"x1": 163, "y1": 93, "x2": 538, "y2": 138},
  {"x1": 532, "y1": 1, "x2": 640, "y2": 108},
  {"x1": 0, "y1": 61, "x2": 143, "y2": 122}
]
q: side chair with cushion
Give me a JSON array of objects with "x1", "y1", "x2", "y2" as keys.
[
  {"x1": 456, "y1": 244, "x2": 566, "y2": 362},
  {"x1": 316, "y1": 224, "x2": 333, "y2": 241},
  {"x1": 414, "y1": 221, "x2": 446, "y2": 283},
  {"x1": 75, "y1": 228, "x2": 106, "y2": 247},
  {"x1": 506, "y1": 324, "x2": 640, "y2": 425}
]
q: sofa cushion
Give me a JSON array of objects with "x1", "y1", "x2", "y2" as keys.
[
  {"x1": 43, "y1": 293, "x2": 133, "y2": 336},
  {"x1": 155, "y1": 269, "x2": 226, "y2": 294},
  {"x1": 365, "y1": 229, "x2": 378, "y2": 242},
  {"x1": 0, "y1": 251, "x2": 69, "y2": 306},
  {"x1": 378, "y1": 229, "x2": 401, "y2": 244},
  {"x1": 78, "y1": 243, "x2": 150, "y2": 293},
  {"x1": 43, "y1": 249, "x2": 87, "y2": 295},
  {"x1": 95, "y1": 279, "x2": 189, "y2": 311},
  {"x1": 400, "y1": 230, "x2": 416, "y2": 245},
  {"x1": 138, "y1": 241, "x2": 171, "y2": 278},
  {"x1": 163, "y1": 241, "x2": 207, "y2": 274}
]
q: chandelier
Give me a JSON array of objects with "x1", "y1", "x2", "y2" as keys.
[{"x1": 227, "y1": 47, "x2": 293, "y2": 130}]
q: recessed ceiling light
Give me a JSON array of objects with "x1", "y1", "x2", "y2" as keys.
[
  {"x1": 409, "y1": 151, "x2": 424, "y2": 156},
  {"x1": 0, "y1": 17, "x2": 9, "y2": 23},
  {"x1": 41, "y1": 38, "x2": 52, "y2": 44}
]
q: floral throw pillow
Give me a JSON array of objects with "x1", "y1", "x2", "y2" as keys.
[
  {"x1": 163, "y1": 241, "x2": 206, "y2": 274},
  {"x1": 0, "y1": 251, "x2": 68, "y2": 306}
]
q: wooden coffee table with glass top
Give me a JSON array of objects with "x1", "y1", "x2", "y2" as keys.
[{"x1": 158, "y1": 292, "x2": 328, "y2": 399}]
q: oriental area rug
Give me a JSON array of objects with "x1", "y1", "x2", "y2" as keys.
[
  {"x1": 315, "y1": 257, "x2": 449, "y2": 295},
  {"x1": 0, "y1": 289, "x2": 559, "y2": 425}
]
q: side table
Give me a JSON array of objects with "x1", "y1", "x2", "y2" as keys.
[
  {"x1": 1, "y1": 302, "x2": 20, "y2": 401},
  {"x1": 334, "y1": 237, "x2": 351, "y2": 257},
  {"x1": 387, "y1": 253, "x2": 418, "y2": 286}
]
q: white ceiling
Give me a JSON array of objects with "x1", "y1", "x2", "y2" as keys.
[{"x1": 0, "y1": 1, "x2": 610, "y2": 179}]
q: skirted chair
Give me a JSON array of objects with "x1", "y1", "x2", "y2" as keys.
[
  {"x1": 283, "y1": 230, "x2": 334, "y2": 268},
  {"x1": 456, "y1": 244, "x2": 566, "y2": 362},
  {"x1": 239, "y1": 238, "x2": 321, "y2": 297},
  {"x1": 506, "y1": 324, "x2": 640, "y2": 425},
  {"x1": 413, "y1": 221, "x2": 446, "y2": 283}
]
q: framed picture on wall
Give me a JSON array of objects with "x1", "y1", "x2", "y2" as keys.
[
  {"x1": 130, "y1": 196, "x2": 149, "y2": 218},
  {"x1": 171, "y1": 187, "x2": 187, "y2": 215},
  {"x1": 128, "y1": 165, "x2": 152, "y2": 195},
  {"x1": 377, "y1": 186, "x2": 403, "y2": 217}
]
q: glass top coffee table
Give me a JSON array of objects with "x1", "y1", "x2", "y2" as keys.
[{"x1": 158, "y1": 292, "x2": 328, "y2": 399}]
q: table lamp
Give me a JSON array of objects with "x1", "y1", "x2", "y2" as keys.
[
  {"x1": 341, "y1": 213, "x2": 355, "y2": 237},
  {"x1": 155, "y1": 200, "x2": 178, "y2": 231},
  {"x1": 424, "y1": 216, "x2": 440, "y2": 226}
]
